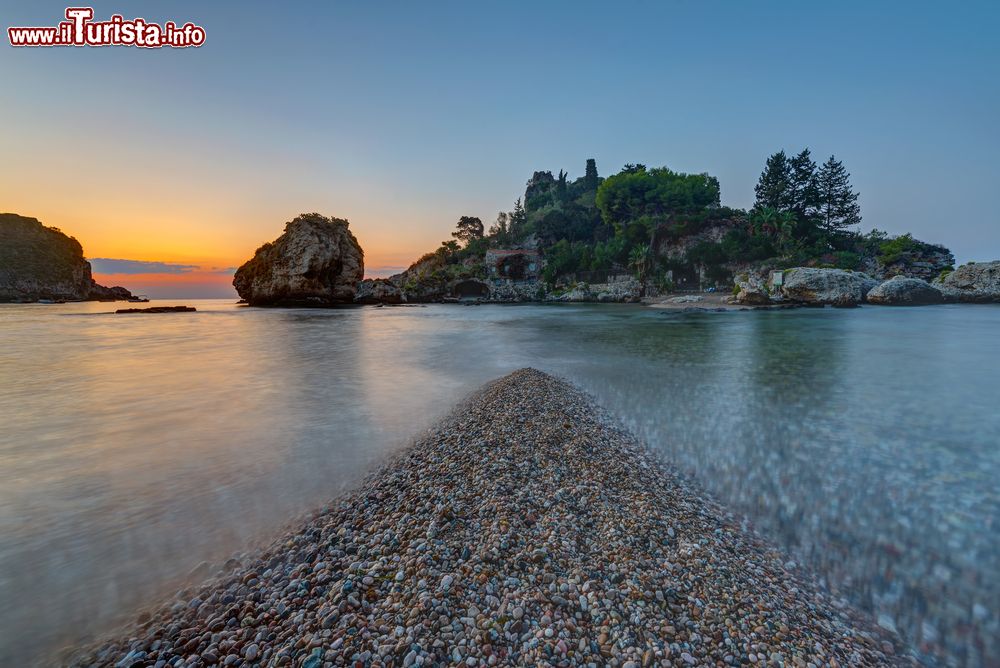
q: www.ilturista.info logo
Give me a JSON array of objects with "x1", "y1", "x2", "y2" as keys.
[{"x1": 8, "y1": 7, "x2": 205, "y2": 48}]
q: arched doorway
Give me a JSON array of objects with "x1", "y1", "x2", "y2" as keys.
[{"x1": 452, "y1": 279, "x2": 490, "y2": 299}]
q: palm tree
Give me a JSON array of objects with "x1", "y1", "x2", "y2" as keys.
[
  {"x1": 629, "y1": 245, "x2": 651, "y2": 282},
  {"x1": 750, "y1": 208, "x2": 797, "y2": 256}
]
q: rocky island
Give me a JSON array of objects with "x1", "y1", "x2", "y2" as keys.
[
  {"x1": 68, "y1": 370, "x2": 906, "y2": 668},
  {"x1": 0, "y1": 213, "x2": 133, "y2": 302},
  {"x1": 234, "y1": 214, "x2": 364, "y2": 306},
  {"x1": 342, "y1": 155, "x2": 998, "y2": 308},
  {"x1": 230, "y1": 158, "x2": 996, "y2": 310}
]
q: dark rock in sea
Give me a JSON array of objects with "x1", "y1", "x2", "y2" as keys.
[
  {"x1": 88, "y1": 284, "x2": 134, "y2": 302},
  {"x1": 354, "y1": 278, "x2": 404, "y2": 304},
  {"x1": 115, "y1": 306, "x2": 196, "y2": 314},
  {"x1": 933, "y1": 261, "x2": 1000, "y2": 303},
  {"x1": 233, "y1": 213, "x2": 364, "y2": 307},
  {"x1": 867, "y1": 275, "x2": 944, "y2": 306},
  {"x1": 0, "y1": 213, "x2": 133, "y2": 302}
]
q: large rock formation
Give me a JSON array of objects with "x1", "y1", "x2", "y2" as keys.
[
  {"x1": 233, "y1": 214, "x2": 364, "y2": 306},
  {"x1": 865, "y1": 237, "x2": 955, "y2": 282},
  {"x1": 933, "y1": 261, "x2": 1000, "y2": 303},
  {"x1": 387, "y1": 250, "x2": 488, "y2": 303},
  {"x1": 733, "y1": 271, "x2": 775, "y2": 305},
  {"x1": 781, "y1": 268, "x2": 878, "y2": 307},
  {"x1": 0, "y1": 213, "x2": 132, "y2": 301},
  {"x1": 354, "y1": 278, "x2": 404, "y2": 304},
  {"x1": 866, "y1": 276, "x2": 944, "y2": 306}
]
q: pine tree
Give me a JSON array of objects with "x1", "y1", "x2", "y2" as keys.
[
  {"x1": 788, "y1": 148, "x2": 819, "y2": 220},
  {"x1": 754, "y1": 151, "x2": 793, "y2": 211},
  {"x1": 488, "y1": 211, "x2": 511, "y2": 244},
  {"x1": 815, "y1": 155, "x2": 861, "y2": 233},
  {"x1": 584, "y1": 158, "x2": 599, "y2": 190},
  {"x1": 508, "y1": 198, "x2": 527, "y2": 239},
  {"x1": 512, "y1": 198, "x2": 526, "y2": 225},
  {"x1": 451, "y1": 216, "x2": 484, "y2": 245}
]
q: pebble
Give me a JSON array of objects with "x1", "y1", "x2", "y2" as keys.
[{"x1": 65, "y1": 370, "x2": 910, "y2": 667}]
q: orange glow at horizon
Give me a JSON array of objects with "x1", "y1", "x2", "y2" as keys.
[
  {"x1": 92, "y1": 271, "x2": 238, "y2": 298},
  {"x1": 2, "y1": 196, "x2": 444, "y2": 296},
  {"x1": 0, "y1": 66, "x2": 475, "y2": 296}
]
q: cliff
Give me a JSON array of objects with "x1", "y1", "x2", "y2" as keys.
[
  {"x1": 233, "y1": 213, "x2": 364, "y2": 306},
  {"x1": 0, "y1": 213, "x2": 132, "y2": 302}
]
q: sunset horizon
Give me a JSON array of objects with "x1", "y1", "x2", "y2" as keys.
[{"x1": 4, "y1": 1, "x2": 998, "y2": 298}]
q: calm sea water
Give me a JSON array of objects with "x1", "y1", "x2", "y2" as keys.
[{"x1": 1, "y1": 300, "x2": 997, "y2": 666}]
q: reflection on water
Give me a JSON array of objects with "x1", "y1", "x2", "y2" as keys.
[{"x1": 0, "y1": 300, "x2": 997, "y2": 666}]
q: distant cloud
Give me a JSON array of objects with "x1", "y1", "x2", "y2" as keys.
[
  {"x1": 365, "y1": 265, "x2": 406, "y2": 279},
  {"x1": 89, "y1": 258, "x2": 200, "y2": 275}
]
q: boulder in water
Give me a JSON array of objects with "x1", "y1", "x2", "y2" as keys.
[
  {"x1": 933, "y1": 261, "x2": 1000, "y2": 303},
  {"x1": 867, "y1": 276, "x2": 943, "y2": 306},
  {"x1": 781, "y1": 268, "x2": 878, "y2": 306},
  {"x1": 733, "y1": 272, "x2": 774, "y2": 305},
  {"x1": 233, "y1": 213, "x2": 364, "y2": 306},
  {"x1": 355, "y1": 278, "x2": 404, "y2": 304}
]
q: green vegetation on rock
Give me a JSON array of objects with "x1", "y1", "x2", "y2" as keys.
[{"x1": 391, "y1": 150, "x2": 954, "y2": 299}]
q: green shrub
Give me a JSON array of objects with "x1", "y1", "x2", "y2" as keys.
[
  {"x1": 832, "y1": 251, "x2": 861, "y2": 270},
  {"x1": 877, "y1": 233, "x2": 918, "y2": 264}
]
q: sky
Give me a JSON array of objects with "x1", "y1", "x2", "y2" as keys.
[{"x1": 1, "y1": 0, "x2": 998, "y2": 297}]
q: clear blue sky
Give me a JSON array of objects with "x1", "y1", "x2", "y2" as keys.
[{"x1": 2, "y1": 0, "x2": 998, "y2": 293}]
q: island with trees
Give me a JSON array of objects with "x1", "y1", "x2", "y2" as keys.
[{"x1": 365, "y1": 151, "x2": 975, "y2": 307}]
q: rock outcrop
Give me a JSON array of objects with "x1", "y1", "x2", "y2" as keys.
[
  {"x1": 89, "y1": 284, "x2": 134, "y2": 301},
  {"x1": 933, "y1": 261, "x2": 1000, "y2": 303},
  {"x1": 485, "y1": 280, "x2": 543, "y2": 303},
  {"x1": 354, "y1": 278, "x2": 404, "y2": 304},
  {"x1": 115, "y1": 306, "x2": 196, "y2": 314},
  {"x1": 866, "y1": 276, "x2": 944, "y2": 306},
  {"x1": 0, "y1": 213, "x2": 132, "y2": 302},
  {"x1": 388, "y1": 251, "x2": 489, "y2": 303},
  {"x1": 233, "y1": 214, "x2": 364, "y2": 306},
  {"x1": 866, "y1": 237, "x2": 955, "y2": 282},
  {"x1": 780, "y1": 268, "x2": 878, "y2": 307},
  {"x1": 733, "y1": 272, "x2": 775, "y2": 305},
  {"x1": 544, "y1": 276, "x2": 641, "y2": 303}
]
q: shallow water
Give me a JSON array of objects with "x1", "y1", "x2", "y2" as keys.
[{"x1": 0, "y1": 300, "x2": 997, "y2": 666}]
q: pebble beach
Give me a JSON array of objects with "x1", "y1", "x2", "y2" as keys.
[{"x1": 68, "y1": 368, "x2": 910, "y2": 668}]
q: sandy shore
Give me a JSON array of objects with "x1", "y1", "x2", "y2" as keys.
[{"x1": 68, "y1": 369, "x2": 908, "y2": 667}]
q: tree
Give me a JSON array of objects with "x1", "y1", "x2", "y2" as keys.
[
  {"x1": 596, "y1": 166, "x2": 720, "y2": 231},
  {"x1": 556, "y1": 169, "x2": 568, "y2": 201},
  {"x1": 754, "y1": 150, "x2": 792, "y2": 211},
  {"x1": 492, "y1": 211, "x2": 510, "y2": 236},
  {"x1": 510, "y1": 198, "x2": 527, "y2": 236},
  {"x1": 788, "y1": 148, "x2": 819, "y2": 220},
  {"x1": 815, "y1": 155, "x2": 861, "y2": 233},
  {"x1": 488, "y1": 211, "x2": 511, "y2": 245},
  {"x1": 451, "y1": 216, "x2": 484, "y2": 245},
  {"x1": 584, "y1": 158, "x2": 599, "y2": 190},
  {"x1": 538, "y1": 209, "x2": 571, "y2": 245},
  {"x1": 749, "y1": 207, "x2": 797, "y2": 255},
  {"x1": 628, "y1": 245, "x2": 652, "y2": 282}
]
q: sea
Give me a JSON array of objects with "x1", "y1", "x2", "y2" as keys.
[{"x1": 1, "y1": 300, "x2": 997, "y2": 666}]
